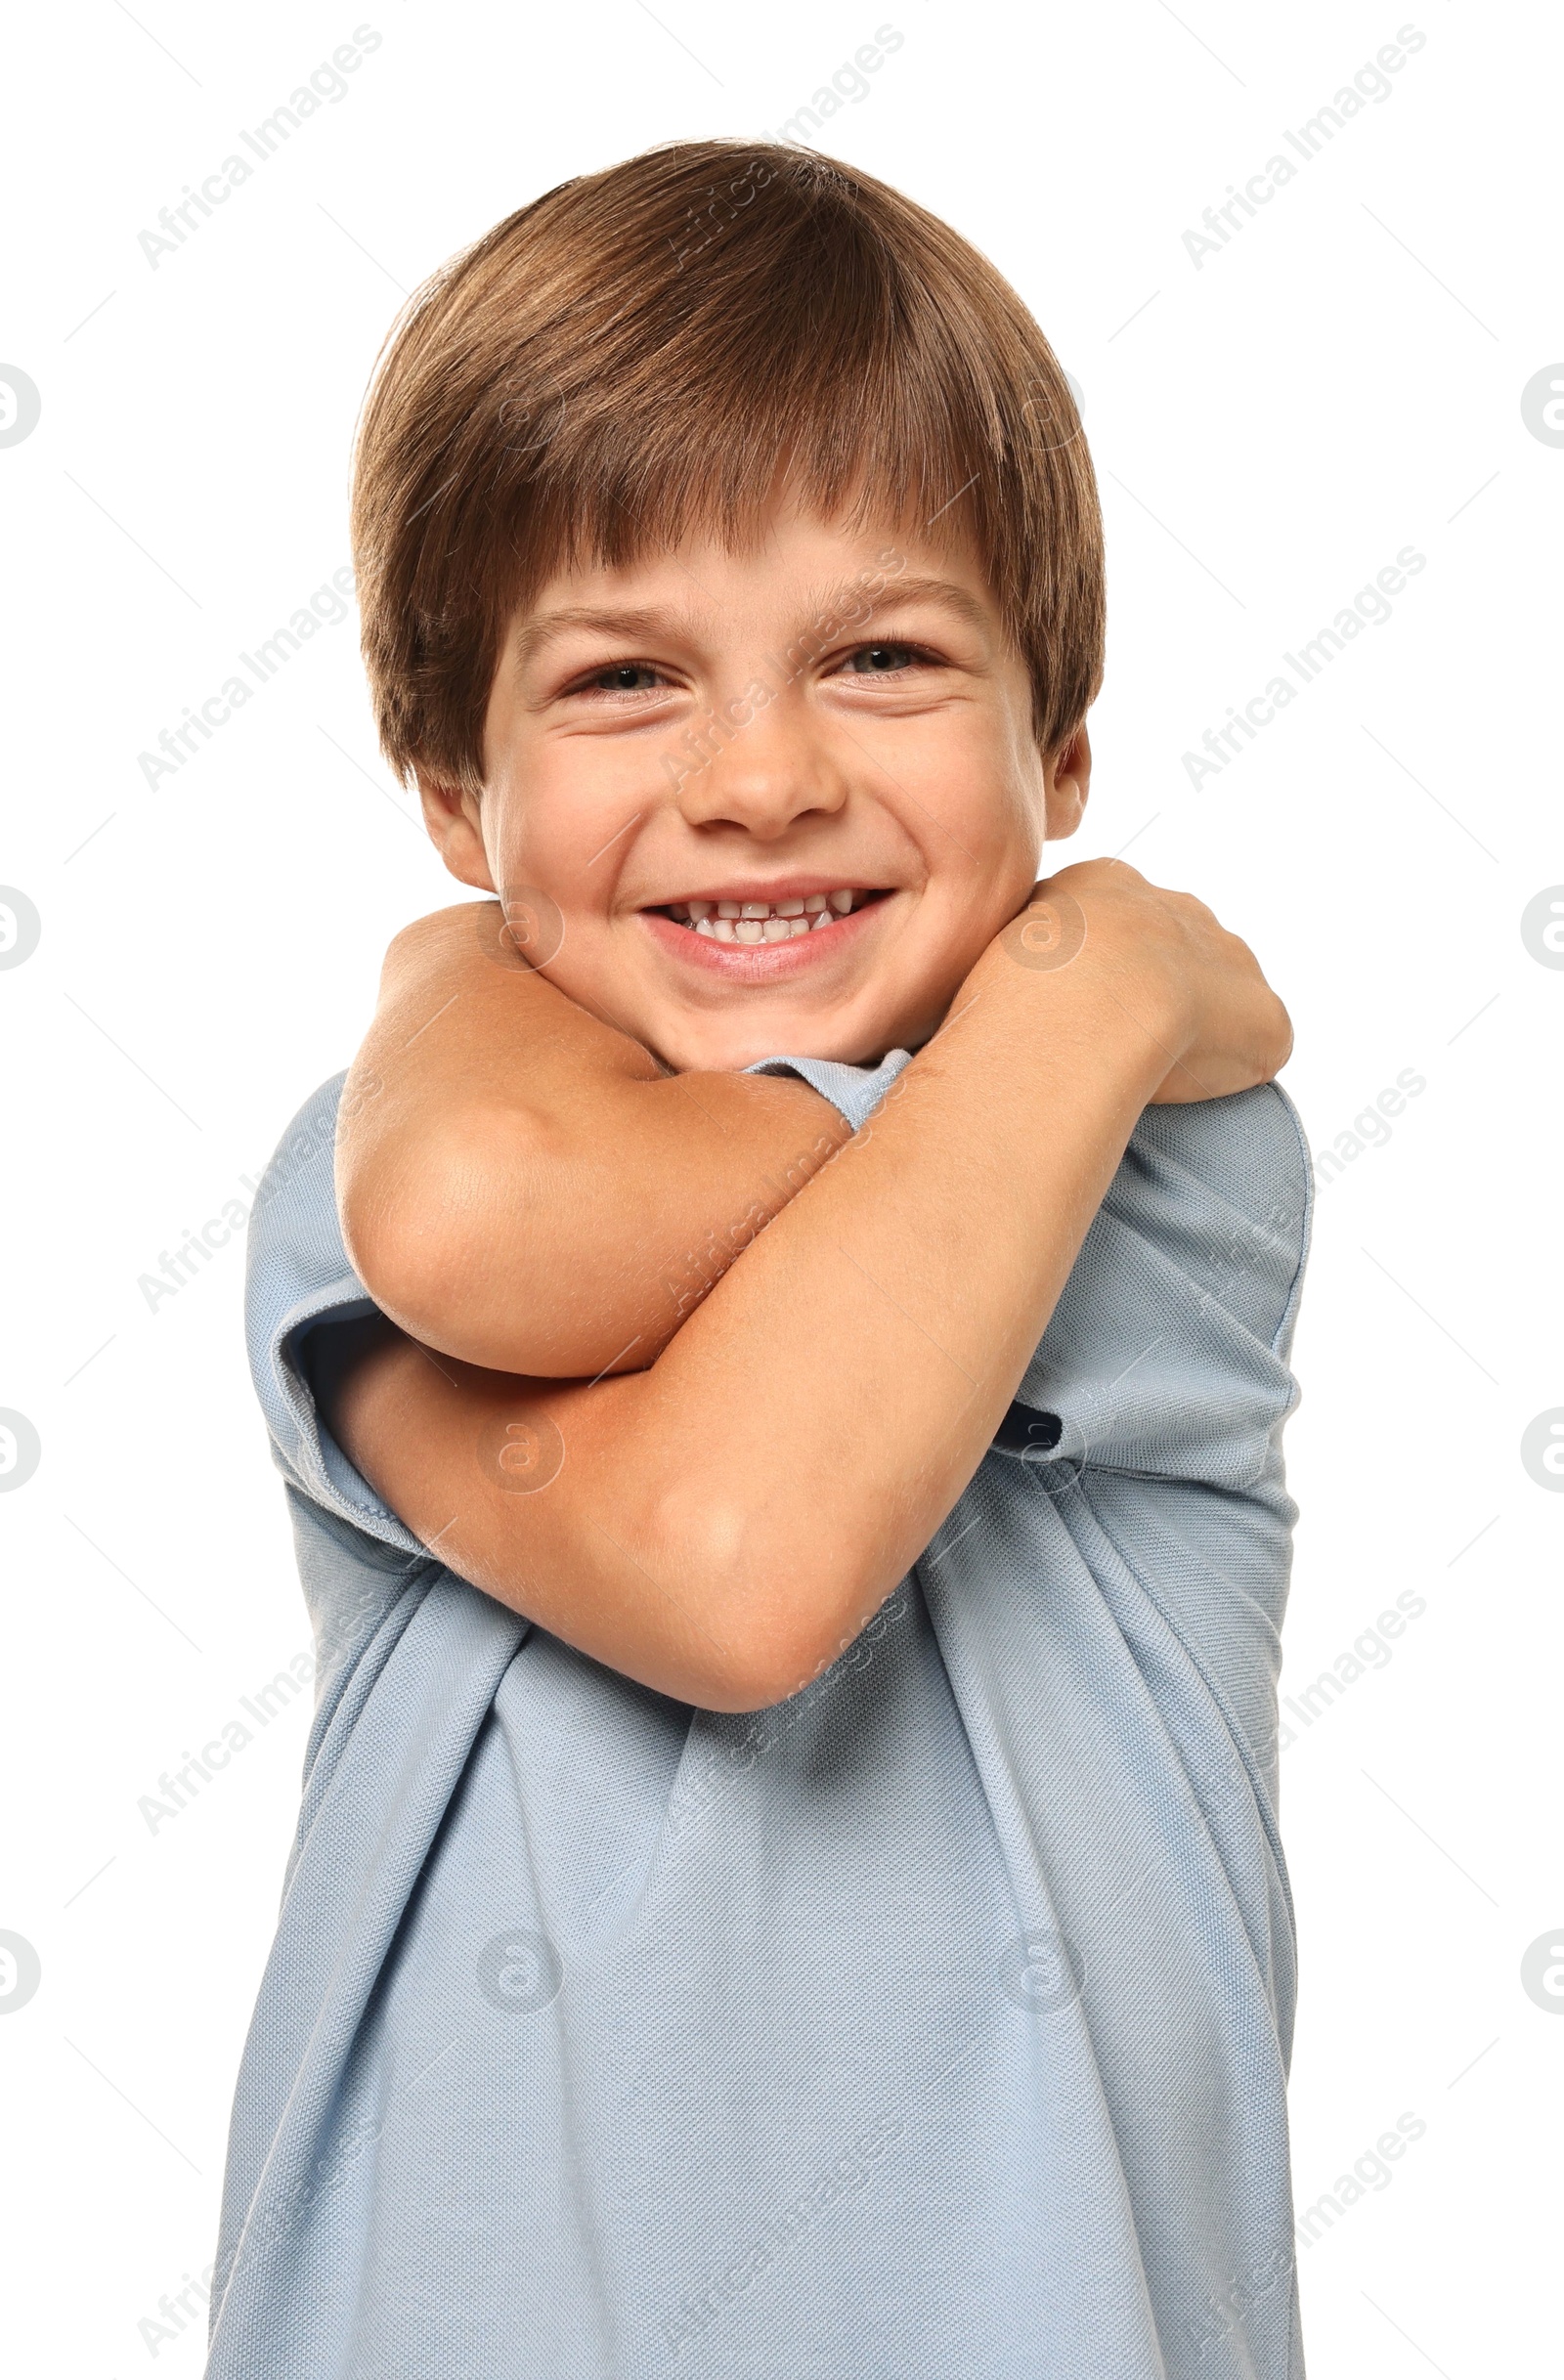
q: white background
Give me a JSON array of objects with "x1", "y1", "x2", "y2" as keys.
[{"x1": 1, "y1": 1, "x2": 1558, "y2": 2369}]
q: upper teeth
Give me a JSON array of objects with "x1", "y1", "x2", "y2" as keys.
[{"x1": 664, "y1": 888, "x2": 864, "y2": 943}]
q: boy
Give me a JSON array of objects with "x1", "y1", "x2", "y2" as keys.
[{"x1": 210, "y1": 142, "x2": 1308, "y2": 2376}]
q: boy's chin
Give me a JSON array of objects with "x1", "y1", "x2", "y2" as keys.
[{"x1": 645, "y1": 1013, "x2": 903, "y2": 1077}]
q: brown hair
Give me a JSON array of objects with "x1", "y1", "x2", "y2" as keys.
[{"x1": 350, "y1": 140, "x2": 1103, "y2": 794}]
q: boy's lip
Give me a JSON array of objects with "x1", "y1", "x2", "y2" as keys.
[
  {"x1": 636, "y1": 891, "x2": 891, "y2": 979},
  {"x1": 637, "y1": 876, "x2": 887, "y2": 907}
]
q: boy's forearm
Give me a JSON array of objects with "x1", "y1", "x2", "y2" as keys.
[{"x1": 337, "y1": 905, "x2": 852, "y2": 1376}]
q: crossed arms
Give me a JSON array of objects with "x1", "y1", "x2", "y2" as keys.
[{"x1": 318, "y1": 864, "x2": 1289, "y2": 1711}]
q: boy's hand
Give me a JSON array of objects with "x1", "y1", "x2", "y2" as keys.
[{"x1": 983, "y1": 860, "x2": 1293, "y2": 1105}]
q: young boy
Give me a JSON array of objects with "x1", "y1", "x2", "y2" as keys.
[{"x1": 210, "y1": 143, "x2": 1308, "y2": 2377}]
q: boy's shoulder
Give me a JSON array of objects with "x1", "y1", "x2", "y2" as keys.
[{"x1": 1121, "y1": 1081, "x2": 1312, "y2": 1338}]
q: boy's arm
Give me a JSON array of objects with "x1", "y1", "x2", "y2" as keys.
[
  {"x1": 337, "y1": 865, "x2": 1274, "y2": 1382},
  {"x1": 322, "y1": 868, "x2": 1290, "y2": 1713},
  {"x1": 335, "y1": 905, "x2": 853, "y2": 1378}
]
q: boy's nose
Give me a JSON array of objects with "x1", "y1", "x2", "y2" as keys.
[{"x1": 670, "y1": 706, "x2": 850, "y2": 840}]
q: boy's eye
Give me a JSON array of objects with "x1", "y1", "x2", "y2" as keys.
[
  {"x1": 843, "y1": 642, "x2": 925, "y2": 674},
  {"x1": 583, "y1": 662, "x2": 664, "y2": 693}
]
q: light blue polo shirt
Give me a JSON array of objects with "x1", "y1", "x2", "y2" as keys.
[{"x1": 208, "y1": 1052, "x2": 1311, "y2": 2379}]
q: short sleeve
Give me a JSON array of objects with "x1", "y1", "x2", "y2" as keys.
[
  {"x1": 1011, "y1": 1083, "x2": 1313, "y2": 1493},
  {"x1": 243, "y1": 1072, "x2": 423, "y2": 1558}
]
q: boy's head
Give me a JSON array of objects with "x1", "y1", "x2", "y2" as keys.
[{"x1": 352, "y1": 141, "x2": 1103, "y2": 1070}]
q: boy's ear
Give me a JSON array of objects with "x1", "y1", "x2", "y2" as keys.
[
  {"x1": 1041, "y1": 724, "x2": 1091, "y2": 842},
  {"x1": 414, "y1": 771, "x2": 498, "y2": 892}
]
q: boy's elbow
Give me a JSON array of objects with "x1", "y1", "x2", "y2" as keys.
[
  {"x1": 338, "y1": 1145, "x2": 467, "y2": 1353},
  {"x1": 650, "y1": 1492, "x2": 889, "y2": 1714},
  {"x1": 683, "y1": 1631, "x2": 827, "y2": 1716},
  {"x1": 340, "y1": 1107, "x2": 564, "y2": 1372},
  {"x1": 677, "y1": 1637, "x2": 835, "y2": 1717}
]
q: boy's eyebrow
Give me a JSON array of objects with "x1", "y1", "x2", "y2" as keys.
[
  {"x1": 510, "y1": 604, "x2": 702, "y2": 669},
  {"x1": 815, "y1": 574, "x2": 996, "y2": 641},
  {"x1": 510, "y1": 576, "x2": 998, "y2": 671}
]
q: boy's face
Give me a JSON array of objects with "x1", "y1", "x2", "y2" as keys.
[{"x1": 420, "y1": 497, "x2": 1089, "y2": 1071}]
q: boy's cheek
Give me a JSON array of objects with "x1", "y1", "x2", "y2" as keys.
[{"x1": 870, "y1": 729, "x2": 1042, "y2": 864}]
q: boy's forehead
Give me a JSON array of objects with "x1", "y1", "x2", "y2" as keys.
[{"x1": 509, "y1": 503, "x2": 1000, "y2": 652}]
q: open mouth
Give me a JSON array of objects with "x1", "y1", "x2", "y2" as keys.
[{"x1": 647, "y1": 888, "x2": 890, "y2": 944}]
